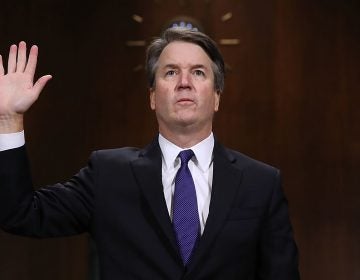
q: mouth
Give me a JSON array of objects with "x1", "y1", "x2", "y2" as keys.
[{"x1": 176, "y1": 98, "x2": 195, "y2": 105}]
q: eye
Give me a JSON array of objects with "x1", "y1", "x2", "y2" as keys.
[
  {"x1": 193, "y1": 69, "x2": 205, "y2": 76},
  {"x1": 165, "y1": 70, "x2": 177, "y2": 76}
]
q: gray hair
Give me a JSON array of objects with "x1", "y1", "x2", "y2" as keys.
[{"x1": 146, "y1": 28, "x2": 225, "y2": 93}]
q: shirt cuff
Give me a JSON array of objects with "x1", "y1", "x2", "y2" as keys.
[{"x1": 0, "y1": 131, "x2": 25, "y2": 151}]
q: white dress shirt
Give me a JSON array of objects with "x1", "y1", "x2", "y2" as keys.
[
  {"x1": 158, "y1": 133, "x2": 214, "y2": 234},
  {"x1": 0, "y1": 131, "x2": 214, "y2": 233},
  {"x1": 0, "y1": 131, "x2": 25, "y2": 151}
]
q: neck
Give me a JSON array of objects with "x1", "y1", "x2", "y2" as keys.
[{"x1": 158, "y1": 125, "x2": 212, "y2": 148}]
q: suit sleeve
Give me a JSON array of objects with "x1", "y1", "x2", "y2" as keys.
[
  {"x1": 257, "y1": 170, "x2": 301, "y2": 280},
  {"x1": 0, "y1": 146, "x2": 95, "y2": 237}
]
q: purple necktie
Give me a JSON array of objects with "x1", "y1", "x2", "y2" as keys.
[{"x1": 173, "y1": 149, "x2": 200, "y2": 265}]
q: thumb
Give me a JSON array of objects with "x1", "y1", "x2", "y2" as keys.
[{"x1": 32, "y1": 75, "x2": 52, "y2": 97}]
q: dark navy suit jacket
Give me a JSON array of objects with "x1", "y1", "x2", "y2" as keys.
[{"x1": 0, "y1": 138, "x2": 300, "y2": 279}]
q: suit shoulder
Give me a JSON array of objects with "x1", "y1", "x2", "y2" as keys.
[
  {"x1": 90, "y1": 147, "x2": 141, "y2": 163},
  {"x1": 224, "y1": 147, "x2": 279, "y2": 175}
]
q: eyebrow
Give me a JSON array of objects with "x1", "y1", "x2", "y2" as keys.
[{"x1": 162, "y1": 63, "x2": 208, "y2": 70}]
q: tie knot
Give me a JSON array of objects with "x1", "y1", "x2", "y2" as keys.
[{"x1": 178, "y1": 149, "x2": 194, "y2": 165}]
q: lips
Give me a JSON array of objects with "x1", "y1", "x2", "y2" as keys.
[{"x1": 176, "y1": 98, "x2": 194, "y2": 104}]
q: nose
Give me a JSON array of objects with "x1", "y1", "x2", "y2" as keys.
[{"x1": 176, "y1": 72, "x2": 192, "y2": 91}]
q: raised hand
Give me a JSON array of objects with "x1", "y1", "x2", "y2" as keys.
[{"x1": 0, "y1": 41, "x2": 52, "y2": 132}]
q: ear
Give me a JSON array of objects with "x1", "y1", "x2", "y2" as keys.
[
  {"x1": 149, "y1": 88, "x2": 156, "y2": 110},
  {"x1": 214, "y1": 91, "x2": 221, "y2": 112}
]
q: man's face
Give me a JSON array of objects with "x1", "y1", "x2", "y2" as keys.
[{"x1": 150, "y1": 41, "x2": 220, "y2": 135}]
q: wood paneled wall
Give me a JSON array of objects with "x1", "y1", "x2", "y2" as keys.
[{"x1": 0, "y1": 0, "x2": 359, "y2": 279}]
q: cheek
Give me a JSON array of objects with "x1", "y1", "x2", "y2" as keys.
[
  {"x1": 202, "y1": 88, "x2": 220, "y2": 112},
  {"x1": 150, "y1": 89, "x2": 171, "y2": 112}
]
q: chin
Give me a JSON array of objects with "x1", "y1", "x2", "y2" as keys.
[{"x1": 175, "y1": 115, "x2": 197, "y2": 125}]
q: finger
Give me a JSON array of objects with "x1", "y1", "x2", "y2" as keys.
[
  {"x1": 7, "y1": 44, "x2": 17, "y2": 73},
  {"x1": 24, "y1": 45, "x2": 38, "y2": 78},
  {"x1": 0, "y1": 55, "x2": 4, "y2": 75},
  {"x1": 32, "y1": 75, "x2": 52, "y2": 97},
  {"x1": 16, "y1": 41, "x2": 27, "y2": 72}
]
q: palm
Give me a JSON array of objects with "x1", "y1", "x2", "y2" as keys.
[
  {"x1": 0, "y1": 72, "x2": 36, "y2": 114},
  {"x1": 0, "y1": 42, "x2": 51, "y2": 117}
]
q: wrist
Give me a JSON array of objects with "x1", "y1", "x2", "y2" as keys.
[{"x1": 0, "y1": 115, "x2": 24, "y2": 133}]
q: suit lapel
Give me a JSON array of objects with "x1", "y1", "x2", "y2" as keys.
[
  {"x1": 130, "y1": 138, "x2": 181, "y2": 261},
  {"x1": 130, "y1": 138, "x2": 244, "y2": 271},
  {"x1": 187, "y1": 142, "x2": 243, "y2": 272}
]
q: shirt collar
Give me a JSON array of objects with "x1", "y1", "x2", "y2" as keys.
[{"x1": 158, "y1": 133, "x2": 214, "y2": 172}]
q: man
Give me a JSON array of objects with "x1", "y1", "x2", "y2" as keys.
[{"x1": 0, "y1": 28, "x2": 300, "y2": 279}]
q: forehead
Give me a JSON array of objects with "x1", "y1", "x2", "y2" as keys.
[{"x1": 157, "y1": 41, "x2": 213, "y2": 68}]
